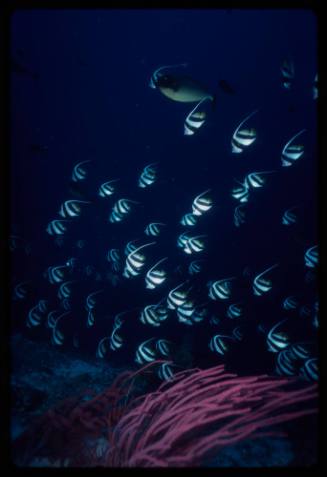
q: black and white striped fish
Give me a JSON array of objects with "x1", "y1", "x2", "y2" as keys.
[
  {"x1": 231, "y1": 180, "x2": 249, "y2": 203},
  {"x1": 231, "y1": 109, "x2": 258, "y2": 153},
  {"x1": 275, "y1": 349, "x2": 297, "y2": 376},
  {"x1": 145, "y1": 257, "x2": 168, "y2": 289},
  {"x1": 145, "y1": 222, "x2": 166, "y2": 236},
  {"x1": 208, "y1": 277, "x2": 235, "y2": 300},
  {"x1": 304, "y1": 245, "x2": 318, "y2": 268},
  {"x1": 140, "y1": 304, "x2": 169, "y2": 326},
  {"x1": 282, "y1": 207, "x2": 298, "y2": 225},
  {"x1": 156, "y1": 339, "x2": 172, "y2": 357},
  {"x1": 60, "y1": 298, "x2": 71, "y2": 311},
  {"x1": 26, "y1": 304, "x2": 43, "y2": 327},
  {"x1": 313, "y1": 300, "x2": 319, "y2": 328},
  {"x1": 299, "y1": 358, "x2": 318, "y2": 382},
  {"x1": 58, "y1": 280, "x2": 75, "y2": 300},
  {"x1": 123, "y1": 242, "x2": 156, "y2": 278},
  {"x1": 86, "y1": 309, "x2": 96, "y2": 327},
  {"x1": 281, "y1": 129, "x2": 306, "y2": 167},
  {"x1": 138, "y1": 163, "x2": 158, "y2": 188},
  {"x1": 184, "y1": 98, "x2": 209, "y2": 136},
  {"x1": 13, "y1": 281, "x2": 29, "y2": 300},
  {"x1": 59, "y1": 199, "x2": 91, "y2": 218},
  {"x1": 135, "y1": 338, "x2": 157, "y2": 365},
  {"x1": 253, "y1": 264, "x2": 278, "y2": 296},
  {"x1": 47, "y1": 265, "x2": 67, "y2": 284},
  {"x1": 281, "y1": 59, "x2": 294, "y2": 89},
  {"x1": 180, "y1": 213, "x2": 197, "y2": 226},
  {"x1": 266, "y1": 319, "x2": 289, "y2": 352},
  {"x1": 109, "y1": 199, "x2": 138, "y2": 223},
  {"x1": 85, "y1": 289, "x2": 103, "y2": 311},
  {"x1": 124, "y1": 239, "x2": 138, "y2": 256},
  {"x1": 282, "y1": 296, "x2": 298, "y2": 310},
  {"x1": 209, "y1": 334, "x2": 235, "y2": 355},
  {"x1": 76, "y1": 239, "x2": 86, "y2": 249},
  {"x1": 157, "y1": 361, "x2": 175, "y2": 381},
  {"x1": 98, "y1": 179, "x2": 119, "y2": 197},
  {"x1": 107, "y1": 248, "x2": 120, "y2": 263},
  {"x1": 110, "y1": 327, "x2": 123, "y2": 351},
  {"x1": 47, "y1": 309, "x2": 63, "y2": 329},
  {"x1": 232, "y1": 326, "x2": 243, "y2": 341},
  {"x1": 37, "y1": 299, "x2": 47, "y2": 313},
  {"x1": 176, "y1": 300, "x2": 196, "y2": 325},
  {"x1": 288, "y1": 343, "x2": 311, "y2": 360},
  {"x1": 192, "y1": 189, "x2": 212, "y2": 216},
  {"x1": 226, "y1": 303, "x2": 243, "y2": 319},
  {"x1": 51, "y1": 311, "x2": 70, "y2": 346},
  {"x1": 313, "y1": 73, "x2": 318, "y2": 100},
  {"x1": 167, "y1": 281, "x2": 189, "y2": 309},
  {"x1": 96, "y1": 337, "x2": 109, "y2": 358},
  {"x1": 244, "y1": 170, "x2": 275, "y2": 189},
  {"x1": 183, "y1": 234, "x2": 207, "y2": 254},
  {"x1": 46, "y1": 219, "x2": 70, "y2": 236},
  {"x1": 177, "y1": 231, "x2": 192, "y2": 248},
  {"x1": 233, "y1": 204, "x2": 246, "y2": 227},
  {"x1": 113, "y1": 309, "x2": 130, "y2": 330},
  {"x1": 188, "y1": 259, "x2": 203, "y2": 275},
  {"x1": 72, "y1": 160, "x2": 91, "y2": 182}
]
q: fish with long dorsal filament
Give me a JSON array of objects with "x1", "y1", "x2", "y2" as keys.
[
  {"x1": 231, "y1": 109, "x2": 258, "y2": 153},
  {"x1": 184, "y1": 97, "x2": 210, "y2": 136},
  {"x1": 281, "y1": 129, "x2": 306, "y2": 167},
  {"x1": 266, "y1": 319, "x2": 289, "y2": 352},
  {"x1": 253, "y1": 264, "x2": 279, "y2": 296},
  {"x1": 98, "y1": 179, "x2": 119, "y2": 197},
  {"x1": 123, "y1": 242, "x2": 156, "y2": 278},
  {"x1": 208, "y1": 277, "x2": 235, "y2": 300},
  {"x1": 145, "y1": 257, "x2": 168, "y2": 289},
  {"x1": 71, "y1": 160, "x2": 91, "y2": 182}
]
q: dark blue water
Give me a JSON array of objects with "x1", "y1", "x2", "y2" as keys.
[{"x1": 10, "y1": 8, "x2": 318, "y2": 465}]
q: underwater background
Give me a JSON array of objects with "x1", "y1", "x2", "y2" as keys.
[{"x1": 9, "y1": 8, "x2": 319, "y2": 467}]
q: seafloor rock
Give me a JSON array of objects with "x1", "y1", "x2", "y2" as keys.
[
  {"x1": 10, "y1": 333, "x2": 125, "y2": 443},
  {"x1": 204, "y1": 436, "x2": 294, "y2": 467}
]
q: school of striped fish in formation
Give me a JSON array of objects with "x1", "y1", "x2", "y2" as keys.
[{"x1": 11, "y1": 60, "x2": 319, "y2": 384}]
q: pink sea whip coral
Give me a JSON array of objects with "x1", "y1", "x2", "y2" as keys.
[
  {"x1": 13, "y1": 362, "x2": 317, "y2": 467},
  {"x1": 104, "y1": 363, "x2": 317, "y2": 467}
]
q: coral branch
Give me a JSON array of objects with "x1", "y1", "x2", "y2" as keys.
[{"x1": 104, "y1": 364, "x2": 317, "y2": 467}]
